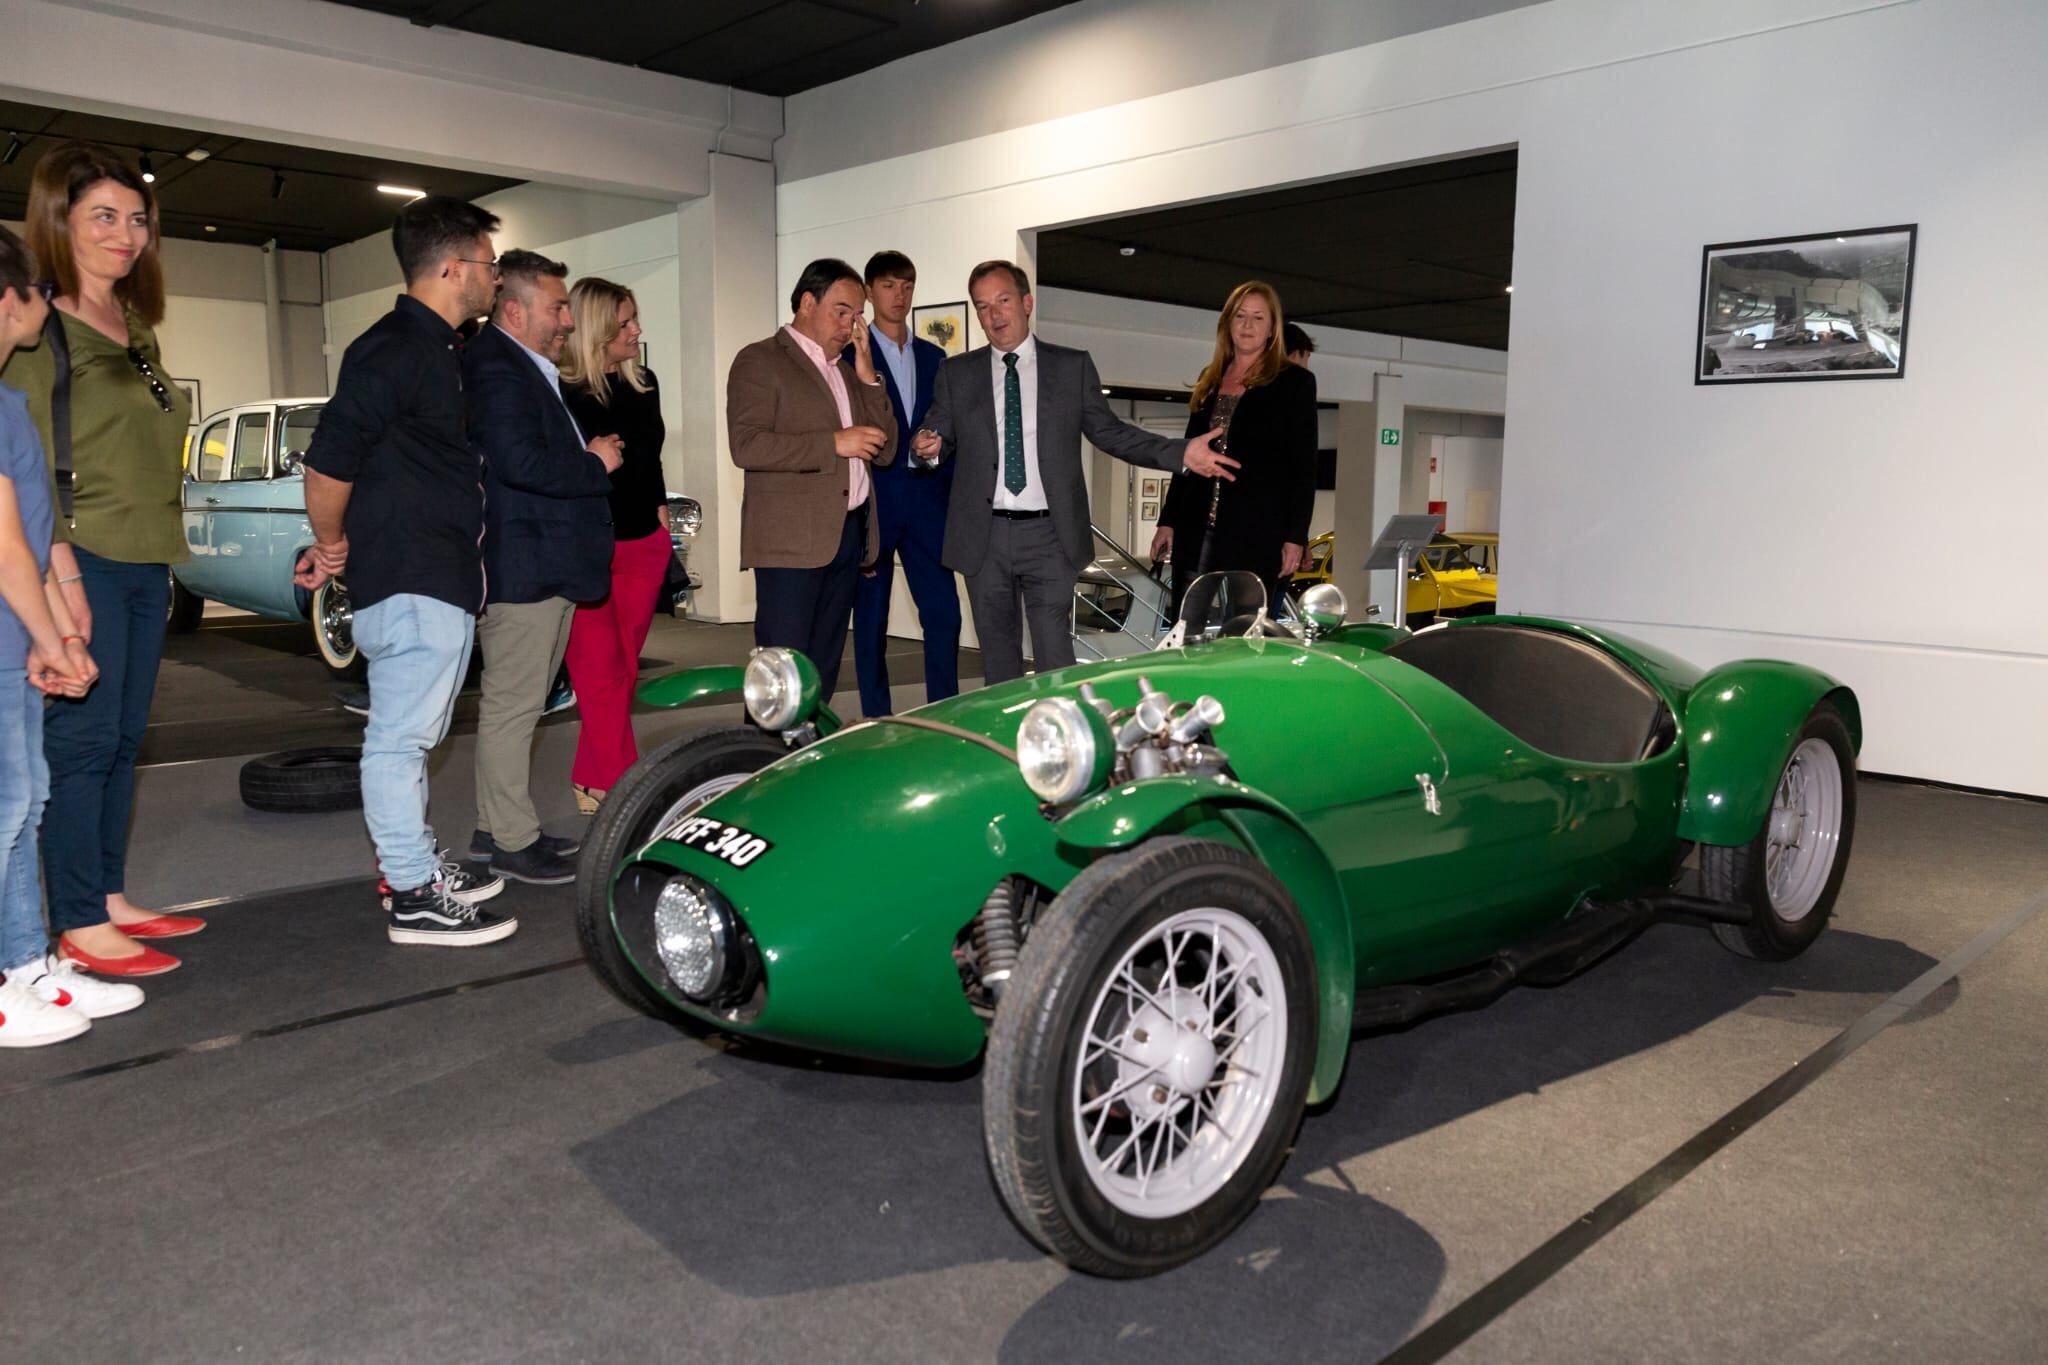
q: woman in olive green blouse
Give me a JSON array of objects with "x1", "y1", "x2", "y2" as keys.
[{"x1": 3, "y1": 142, "x2": 199, "y2": 975}]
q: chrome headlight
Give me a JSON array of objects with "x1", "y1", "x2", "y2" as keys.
[
  {"x1": 743, "y1": 647, "x2": 817, "y2": 731},
  {"x1": 1297, "y1": 582, "x2": 1348, "y2": 639},
  {"x1": 1016, "y1": 697, "x2": 1115, "y2": 804},
  {"x1": 653, "y1": 876, "x2": 735, "y2": 1001},
  {"x1": 667, "y1": 495, "x2": 702, "y2": 538}
]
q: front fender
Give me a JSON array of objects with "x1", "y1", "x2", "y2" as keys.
[
  {"x1": 1679, "y1": 663, "x2": 1860, "y2": 846},
  {"x1": 1056, "y1": 776, "x2": 1356, "y2": 1106},
  {"x1": 634, "y1": 664, "x2": 843, "y2": 734}
]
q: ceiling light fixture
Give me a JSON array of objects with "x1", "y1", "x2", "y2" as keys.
[
  {"x1": 1118, "y1": 244, "x2": 1137, "y2": 257},
  {"x1": 1503, "y1": 284, "x2": 1514, "y2": 293},
  {"x1": 1, "y1": 134, "x2": 21, "y2": 167},
  {"x1": 272, "y1": 170, "x2": 286, "y2": 200},
  {"x1": 140, "y1": 153, "x2": 156, "y2": 183},
  {"x1": 377, "y1": 183, "x2": 426, "y2": 199},
  {"x1": 203, "y1": 224, "x2": 217, "y2": 233},
  {"x1": 185, "y1": 147, "x2": 211, "y2": 162}
]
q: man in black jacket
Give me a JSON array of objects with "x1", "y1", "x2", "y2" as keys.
[{"x1": 466, "y1": 250, "x2": 622, "y2": 885}]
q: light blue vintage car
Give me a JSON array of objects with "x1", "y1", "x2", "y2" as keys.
[{"x1": 169, "y1": 397, "x2": 701, "y2": 678}]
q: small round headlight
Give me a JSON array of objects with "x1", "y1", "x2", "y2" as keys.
[
  {"x1": 1298, "y1": 582, "x2": 1348, "y2": 637},
  {"x1": 743, "y1": 647, "x2": 815, "y2": 730},
  {"x1": 1017, "y1": 697, "x2": 1114, "y2": 805},
  {"x1": 653, "y1": 876, "x2": 733, "y2": 1001}
]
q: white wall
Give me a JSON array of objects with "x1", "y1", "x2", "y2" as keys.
[{"x1": 774, "y1": 0, "x2": 2048, "y2": 794}]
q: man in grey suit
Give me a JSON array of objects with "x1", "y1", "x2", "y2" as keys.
[{"x1": 912, "y1": 260, "x2": 1236, "y2": 683}]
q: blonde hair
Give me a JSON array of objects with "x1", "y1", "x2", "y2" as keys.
[
  {"x1": 1190, "y1": 281, "x2": 1287, "y2": 412},
  {"x1": 560, "y1": 276, "x2": 650, "y2": 405}
]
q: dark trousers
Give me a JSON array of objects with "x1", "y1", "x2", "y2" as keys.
[
  {"x1": 852, "y1": 497, "x2": 960, "y2": 717},
  {"x1": 964, "y1": 516, "x2": 1076, "y2": 686},
  {"x1": 44, "y1": 549, "x2": 168, "y2": 933},
  {"x1": 754, "y1": 509, "x2": 864, "y2": 705}
]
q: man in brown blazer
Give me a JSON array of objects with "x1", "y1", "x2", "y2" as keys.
[{"x1": 728, "y1": 257, "x2": 896, "y2": 703}]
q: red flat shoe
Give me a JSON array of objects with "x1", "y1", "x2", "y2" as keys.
[
  {"x1": 115, "y1": 913, "x2": 206, "y2": 940},
  {"x1": 58, "y1": 939, "x2": 181, "y2": 977}
]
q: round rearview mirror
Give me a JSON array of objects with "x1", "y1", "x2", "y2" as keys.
[{"x1": 1299, "y1": 583, "x2": 1347, "y2": 638}]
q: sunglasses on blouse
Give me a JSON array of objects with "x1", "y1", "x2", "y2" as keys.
[{"x1": 125, "y1": 346, "x2": 175, "y2": 413}]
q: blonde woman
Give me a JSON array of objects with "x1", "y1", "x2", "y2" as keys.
[
  {"x1": 559, "y1": 278, "x2": 669, "y2": 813},
  {"x1": 1152, "y1": 280, "x2": 1318, "y2": 612}
]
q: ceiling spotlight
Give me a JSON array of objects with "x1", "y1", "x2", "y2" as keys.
[
  {"x1": 203, "y1": 224, "x2": 217, "y2": 233},
  {"x1": 272, "y1": 170, "x2": 286, "y2": 200},
  {"x1": 140, "y1": 153, "x2": 155, "y2": 184},
  {"x1": 1503, "y1": 283, "x2": 1514, "y2": 294},
  {"x1": 377, "y1": 184, "x2": 427, "y2": 199},
  {"x1": 1, "y1": 135, "x2": 21, "y2": 167},
  {"x1": 184, "y1": 147, "x2": 211, "y2": 162},
  {"x1": 1118, "y1": 244, "x2": 1137, "y2": 257}
]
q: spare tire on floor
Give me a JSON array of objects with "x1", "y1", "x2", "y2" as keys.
[{"x1": 240, "y1": 747, "x2": 363, "y2": 813}]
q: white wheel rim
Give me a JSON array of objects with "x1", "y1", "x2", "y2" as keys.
[
  {"x1": 1764, "y1": 737, "x2": 1845, "y2": 920},
  {"x1": 649, "y1": 773, "x2": 753, "y2": 842},
  {"x1": 316, "y1": 582, "x2": 354, "y2": 666},
  {"x1": 1069, "y1": 906, "x2": 1288, "y2": 1219}
]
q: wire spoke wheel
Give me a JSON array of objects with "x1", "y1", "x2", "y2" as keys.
[
  {"x1": 1071, "y1": 908, "x2": 1288, "y2": 1219},
  {"x1": 1764, "y1": 738, "x2": 1844, "y2": 919},
  {"x1": 985, "y1": 837, "x2": 1315, "y2": 1277}
]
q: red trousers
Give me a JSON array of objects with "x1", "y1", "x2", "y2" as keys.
[{"x1": 564, "y1": 527, "x2": 673, "y2": 791}]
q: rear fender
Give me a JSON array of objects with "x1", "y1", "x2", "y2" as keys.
[
  {"x1": 1055, "y1": 776, "x2": 1356, "y2": 1105},
  {"x1": 1680, "y1": 662, "x2": 1859, "y2": 846},
  {"x1": 634, "y1": 665, "x2": 843, "y2": 735}
]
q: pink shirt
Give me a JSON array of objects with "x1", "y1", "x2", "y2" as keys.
[{"x1": 783, "y1": 324, "x2": 869, "y2": 511}]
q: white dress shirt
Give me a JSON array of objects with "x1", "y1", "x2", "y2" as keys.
[{"x1": 989, "y1": 333, "x2": 1044, "y2": 511}]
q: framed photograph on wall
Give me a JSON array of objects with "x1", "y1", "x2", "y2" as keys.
[
  {"x1": 1140, "y1": 499, "x2": 1159, "y2": 522},
  {"x1": 1141, "y1": 476, "x2": 1163, "y2": 500},
  {"x1": 1696, "y1": 224, "x2": 1916, "y2": 384},
  {"x1": 912, "y1": 302, "x2": 973, "y2": 357},
  {"x1": 171, "y1": 378, "x2": 202, "y2": 420}
]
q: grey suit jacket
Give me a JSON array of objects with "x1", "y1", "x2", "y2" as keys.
[{"x1": 922, "y1": 338, "x2": 1183, "y2": 575}]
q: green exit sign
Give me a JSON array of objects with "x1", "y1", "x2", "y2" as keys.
[{"x1": 1380, "y1": 428, "x2": 1401, "y2": 445}]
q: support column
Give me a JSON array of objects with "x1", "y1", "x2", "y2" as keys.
[
  {"x1": 1368, "y1": 374, "x2": 1408, "y2": 615},
  {"x1": 672, "y1": 152, "x2": 777, "y2": 623},
  {"x1": 1331, "y1": 400, "x2": 1378, "y2": 615},
  {"x1": 260, "y1": 240, "x2": 288, "y2": 396}
]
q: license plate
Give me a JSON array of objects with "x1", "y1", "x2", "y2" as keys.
[{"x1": 666, "y1": 815, "x2": 773, "y2": 868}]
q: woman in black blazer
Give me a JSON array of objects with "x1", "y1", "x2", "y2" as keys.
[{"x1": 1153, "y1": 281, "x2": 1319, "y2": 615}]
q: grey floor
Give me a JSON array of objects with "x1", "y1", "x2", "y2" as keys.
[{"x1": 2, "y1": 613, "x2": 2044, "y2": 1363}]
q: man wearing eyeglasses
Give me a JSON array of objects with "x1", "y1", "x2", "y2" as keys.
[{"x1": 296, "y1": 196, "x2": 517, "y2": 948}]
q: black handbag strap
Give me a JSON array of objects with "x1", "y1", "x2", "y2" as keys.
[{"x1": 41, "y1": 306, "x2": 73, "y2": 520}]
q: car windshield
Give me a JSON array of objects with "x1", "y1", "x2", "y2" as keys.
[
  {"x1": 1173, "y1": 570, "x2": 1270, "y2": 639},
  {"x1": 1421, "y1": 539, "x2": 1480, "y2": 573}
]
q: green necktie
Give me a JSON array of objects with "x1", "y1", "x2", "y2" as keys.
[{"x1": 1002, "y1": 351, "x2": 1026, "y2": 495}]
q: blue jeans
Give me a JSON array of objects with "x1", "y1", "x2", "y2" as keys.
[
  {"x1": 42, "y1": 549, "x2": 167, "y2": 934},
  {"x1": 355, "y1": 593, "x2": 474, "y2": 892},
  {"x1": 0, "y1": 672, "x2": 51, "y2": 973}
]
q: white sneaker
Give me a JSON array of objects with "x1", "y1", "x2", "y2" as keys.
[
  {"x1": 0, "y1": 978, "x2": 91, "y2": 1047},
  {"x1": 17, "y1": 953, "x2": 144, "y2": 1019}
]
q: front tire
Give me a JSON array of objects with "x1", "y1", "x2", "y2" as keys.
[
  {"x1": 984, "y1": 837, "x2": 1316, "y2": 1277},
  {"x1": 166, "y1": 570, "x2": 204, "y2": 633},
  {"x1": 311, "y1": 578, "x2": 365, "y2": 681},
  {"x1": 1703, "y1": 703, "x2": 1857, "y2": 960},
  {"x1": 573, "y1": 725, "x2": 792, "y2": 1021}
]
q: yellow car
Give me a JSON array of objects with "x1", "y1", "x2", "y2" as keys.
[{"x1": 1290, "y1": 530, "x2": 1499, "y2": 622}]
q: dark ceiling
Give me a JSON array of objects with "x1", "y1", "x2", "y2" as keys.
[
  {"x1": 320, "y1": 0, "x2": 1088, "y2": 97},
  {"x1": 1037, "y1": 151, "x2": 1517, "y2": 351},
  {"x1": 0, "y1": 101, "x2": 522, "y2": 253}
]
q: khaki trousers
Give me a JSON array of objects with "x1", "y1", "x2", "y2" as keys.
[{"x1": 473, "y1": 596, "x2": 575, "y2": 852}]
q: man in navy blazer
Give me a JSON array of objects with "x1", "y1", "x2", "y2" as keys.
[
  {"x1": 465, "y1": 250, "x2": 622, "y2": 886},
  {"x1": 843, "y1": 251, "x2": 958, "y2": 717}
]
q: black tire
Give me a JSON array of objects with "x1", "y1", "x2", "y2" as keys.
[
  {"x1": 166, "y1": 571, "x2": 204, "y2": 633},
  {"x1": 983, "y1": 837, "x2": 1317, "y2": 1277},
  {"x1": 239, "y1": 746, "x2": 363, "y2": 814},
  {"x1": 1702, "y1": 704, "x2": 1857, "y2": 960},
  {"x1": 311, "y1": 577, "x2": 366, "y2": 682},
  {"x1": 574, "y1": 725, "x2": 791, "y2": 1021}
]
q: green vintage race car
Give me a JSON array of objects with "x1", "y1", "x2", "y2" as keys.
[{"x1": 574, "y1": 574, "x2": 1859, "y2": 1278}]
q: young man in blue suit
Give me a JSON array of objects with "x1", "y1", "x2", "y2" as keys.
[{"x1": 844, "y1": 250, "x2": 959, "y2": 717}]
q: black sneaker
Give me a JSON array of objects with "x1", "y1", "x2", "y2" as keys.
[
  {"x1": 490, "y1": 839, "x2": 578, "y2": 886},
  {"x1": 385, "y1": 877, "x2": 518, "y2": 946},
  {"x1": 377, "y1": 853, "x2": 504, "y2": 906},
  {"x1": 469, "y1": 828, "x2": 581, "y2": 863}
]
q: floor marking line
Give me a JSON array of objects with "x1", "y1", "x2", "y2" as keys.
[
  {"x1": 156, "y1": 874, "x2": 372, "y2": 914},
  {"x1": 0, "y1": 959, "x2": 584, "y2": 1099},
  {"x1": 1376, "y1": 888, "x2": 2048, "y2": 1365}
]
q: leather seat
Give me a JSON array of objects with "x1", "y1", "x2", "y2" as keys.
[{"x1": 1386, "y1": 624, "x2": 1675, "y2": 764}]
